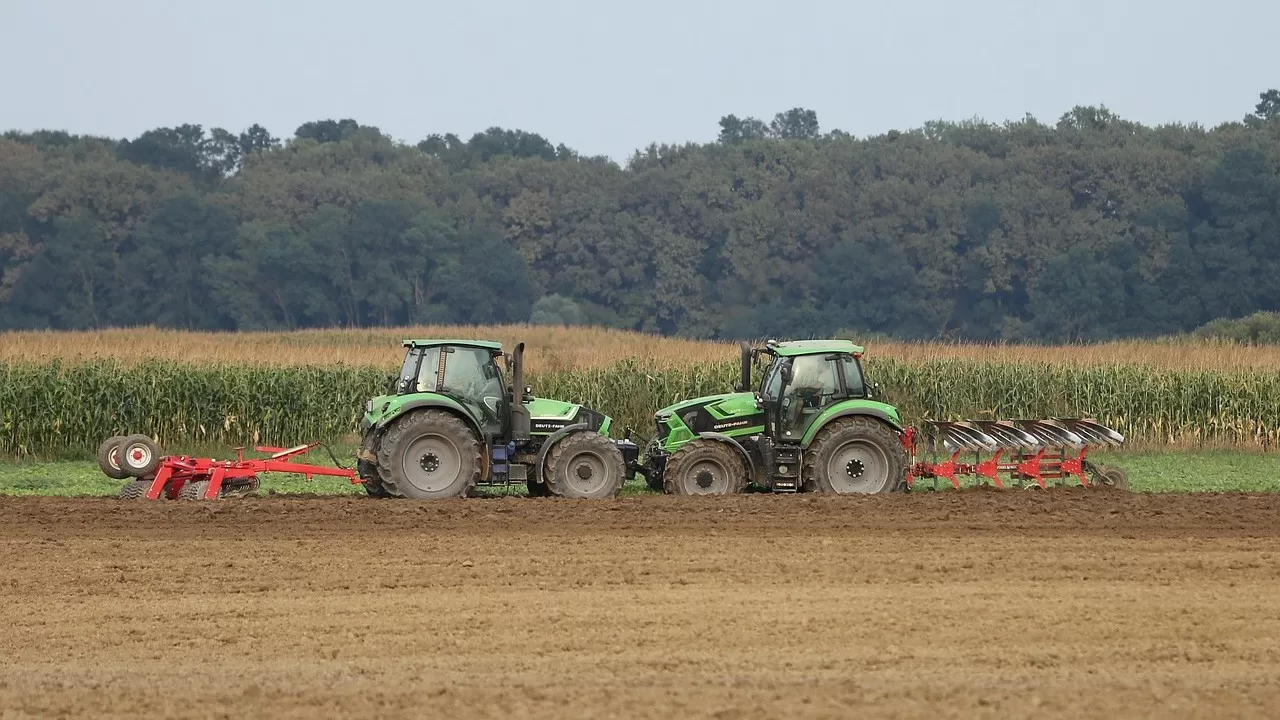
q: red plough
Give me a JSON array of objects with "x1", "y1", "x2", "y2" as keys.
[
  {"x1": 902, "y1": 418, "x2": 1129, "y2": 491},
  {"x1": 98, "y1": 434, "x2": 361, "y2": 500}
]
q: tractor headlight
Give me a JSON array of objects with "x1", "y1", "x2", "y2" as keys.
[{"x1": 365, "y1": 399, "x2": 373, "y2": 414}]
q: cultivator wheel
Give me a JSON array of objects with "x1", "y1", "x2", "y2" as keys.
[
  {"x1": 544, "y1": 432, "x2": 626, "y2": 499},
  {"x1": 179, "y1": 480, "x2": 212, "y2": 500},
  {"x1": 119, "y1": 435, "x2": 162, "y2": 478},
  {"x1": 97, "y1": 436, "x2": 130, "y2": 480},
  {"x1": 118, "y1": 479, "x2": 152, "y2": 500},
  {"x1": 907, "y1": 418, "x2": 1127, "y2": 491},
  {"x1": 803, "y1": 417, "x2": 908, "y2": 494},
  {"x1": 663, "y1": 438, "x2": 747, "y2": 495}
]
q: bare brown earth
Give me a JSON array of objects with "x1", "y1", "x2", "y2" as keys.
[{"x1": 3, "y1": 490, "x2": 1280, "y2": 719}]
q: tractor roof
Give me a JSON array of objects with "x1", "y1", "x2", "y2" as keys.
[
  {"x1": 402, "y1": 339, "x2": 503, "y2": 352},
  {"x1": 766, "y1": 339, "x2": 864, "y2": 357}
]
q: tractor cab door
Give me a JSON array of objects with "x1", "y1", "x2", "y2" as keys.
[
  {"x1": 765, "y1": 353, "x2": 846, "y2": 439},
  {"x1": 438, "y1": 346, "x2": 508, "y2": 439}
]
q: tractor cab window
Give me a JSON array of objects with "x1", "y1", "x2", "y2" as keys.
[
  {"x1": 400, "y1": 347, "x2": 441, "y2": 393},
  {"x1": 441, "y1": 347, "x2": 505, "y2": 413},
  {"x1": 840, "y1": 355, "x2": 866, "y2": 397},
  {"x1": 772, "y1": 354, "x2": 843, "y2": 435}
]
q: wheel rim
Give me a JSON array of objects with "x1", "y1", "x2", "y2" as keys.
[
  {"x1": 108, "y1": 447, "x2": 121, "y2": 471},
  {"x1": 562, "y1": 449, "x2": 613, "y2": 495},
  {"x1": 825, "y1": 440, "x2": 890, "y2": 493},
  {"x1": 400, "y1": 433, "x2": 464, "y2": 494},
  {"x1": 125, "y1": 444, "x2": 152, "y2": 470},
  {"x1": 681, "y1": 457, "x2": 732, "y2": 494}
]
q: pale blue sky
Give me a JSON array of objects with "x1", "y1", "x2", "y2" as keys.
[{"x1": 3, "y1": 0, "x2": 1275, "y2": 162}]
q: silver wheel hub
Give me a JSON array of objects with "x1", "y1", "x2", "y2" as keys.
[
  {"x1": 826, "y1": 440, "x2": 888, "y2": 493},
  {"x1": 402, "y1": 434, "x2": 463, "y2": 493},
  {"x1": 684, "y1": 458, "x2": 730, "y2": 494},
  {"x1": 564, "y1": 450, "x2": 610, "y2": 494}
]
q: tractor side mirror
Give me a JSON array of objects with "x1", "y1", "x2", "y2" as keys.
[
  {"x1": 780, "y1": 360, "x2": 793, "y2": 385},
  {"x1": 502, "y1": 352, "x2": 513, "y2": 372}
]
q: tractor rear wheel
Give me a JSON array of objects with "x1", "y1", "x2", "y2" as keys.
[
  {"x1": 803, "y1": 417, "x2": 907, "y2": 494},
  {"x1": 663, "y1": 439, "x2": 747, "y2": 495},
  {"x1": 377, "y1": 410, "x2": 482, "y2": 499},
  {"x1": 544, "y1": 432, "x2": 626, "y2": 499},
  {"x1": 97, "y1": 436, "x2": 130, "y2": 480}
]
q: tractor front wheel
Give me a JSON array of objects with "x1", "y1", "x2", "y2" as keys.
[
  {"x1": 544, "y1": 432, "x2": 626, "y2": 499},
  {"x1": 663, "y1": 439, "x2": 747, "y2": 495},
  {"x1": 377, "y1": 410, "x2": 482, "y2": 499},
  {"x1": 803, "y1": 417, "x2": 907, "y2": 494}
]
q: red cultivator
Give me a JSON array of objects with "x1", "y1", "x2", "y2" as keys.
[
  {"x1": 97, "y1": 434, "x2": 360, "y2": 500},
  {"x1": 903, "y1": 418, "x2": 1128, "y2": 491}
]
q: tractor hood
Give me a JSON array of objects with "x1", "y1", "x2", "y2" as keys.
[
  {"x1": 360, "y1": 393, "x2": 612, "y2": 437},
  {"x1": 655, "y1": 392, "x2": 758, "y2": 420}
]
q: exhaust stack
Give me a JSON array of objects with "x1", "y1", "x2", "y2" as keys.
[
  {"x1": 510, "y1": 342, "x2": 531, "y2": 443},
  {"x1": 736, "y1": 341, "x2": 752, "y2": 393}
]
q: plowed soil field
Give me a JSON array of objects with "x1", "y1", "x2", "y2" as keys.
[{"x1": 3, "y1": 490, "x2": 1280, "y2": 718}]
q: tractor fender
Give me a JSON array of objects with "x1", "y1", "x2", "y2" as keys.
[
  {"x1": 374, "y1": 399, "x2": 490, "y2": 481},
  {"x1": 696, "y1": 432, "x2": 758, "y2": 486},
  {"x1": 534, "y1": 422, "x2": 591, "y2": 486},
  {"x1": 803, "y1": 408, "x2": 905, "y2": 445},
  {"x1": 375, "y1": 398, "x2": 483, "y2": 440}
]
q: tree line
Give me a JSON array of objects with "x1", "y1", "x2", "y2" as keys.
[{"x1": 2, "y1": 90, "x2": 1279, "y2": 342}]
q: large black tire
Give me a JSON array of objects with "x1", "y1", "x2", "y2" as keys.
[
  {"x1": 97, "y1": 436, "x2": 129, "y2": 480},
  {"x1": 118, "y1": 479, "x2": 152, "y2": 500},
  {"x1": 663, "y1": 438, "x2": 747, "y2": 495},
  {"x1": 357, "y1": 431, "x2": 391, "y2": 498},
  {"x1": 802, "y1": 417, "x2": 907, "y2": 494},
  {"x1": 543, "y1": 432, "x2": 626, "y2": 499},
  {"x1": 118, "y1": 434, "x2": 162, "y2": 478},
  {"x1": 376, "y1": 410, "x2": 482, "y2": 499}
]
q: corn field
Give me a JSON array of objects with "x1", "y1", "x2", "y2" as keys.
[{"x1": 4, "y1": 356, "x2": 1280, "y2": 458}]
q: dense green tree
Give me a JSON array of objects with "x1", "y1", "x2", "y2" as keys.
[{"x1": 2, "y1": 92, "x2": 1279, "y2": 340}]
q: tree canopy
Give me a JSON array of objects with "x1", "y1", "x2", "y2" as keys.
[{"x1": 2, "y1": 92, "x2": 1279, "y2": 342}]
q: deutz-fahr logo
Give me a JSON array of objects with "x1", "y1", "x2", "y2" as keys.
[{"x1": 712, "y1": 419, "x2": 752, "y2": 431}]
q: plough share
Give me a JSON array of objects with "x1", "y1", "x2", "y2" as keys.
[{"x1": 903, "y1": 418, "x2": 1128, "y2": 491}]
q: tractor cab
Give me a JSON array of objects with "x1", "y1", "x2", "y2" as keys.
[
  {"x1": 394, "y1": 339, "x2": 510, "y2": 438},
  {"x1": 752, "y1": 340, "x2": 870, "y2": 442}
]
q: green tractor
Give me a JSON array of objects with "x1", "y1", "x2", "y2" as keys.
[
  {"x1": 357, "y1": 339, "x2": 640, "y2": 499},
  {"x1": 642, "y1": 339, "x2": 909, "y2": 495}
]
